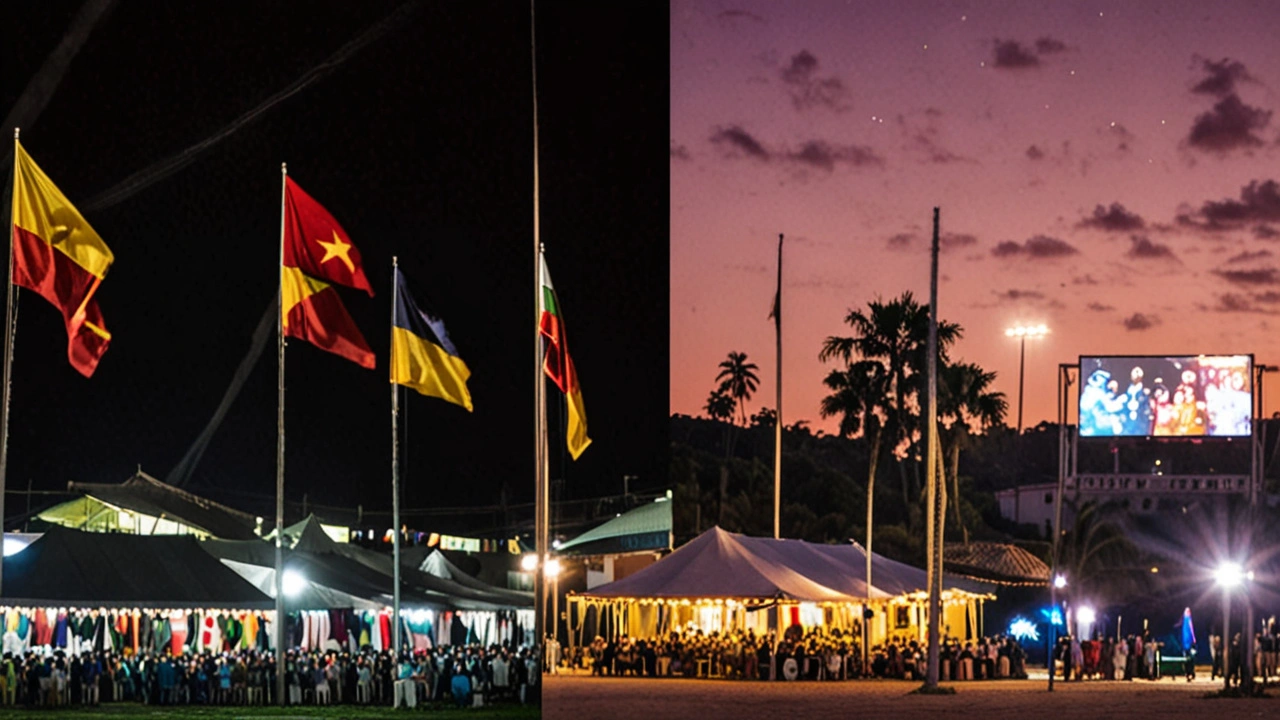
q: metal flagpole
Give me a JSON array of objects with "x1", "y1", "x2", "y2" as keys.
[
  {"x1": 531, "y1": 0, "x2": 547, "y2": 657},
  {"x1": 0, "y1": 128, "x2": 20, "y2": 595},
  {"x1": 773, "y1": 233, "x2": 782, "y2": 540},
  {"x1": 391, "y1": 257, "x2": 402, "y2": 656},
  {"x1": 275, "y1": 161, "x2": 288, "y2": 706}
]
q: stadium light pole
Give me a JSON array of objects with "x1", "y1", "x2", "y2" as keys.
[
  {"x1": 1215, "y1": 562, "x2": 1251, "y2": 692},
  {"x1": 1005, "y1": 325, "x2": 1049, "y2": 433}
]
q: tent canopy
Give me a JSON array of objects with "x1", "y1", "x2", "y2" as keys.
[
  {"x1": 2, "y1": 526, "x2": 274, "y2": 609},
  {"x1": 581, "y1": 526, "x2": 992, "y2": 603},
  {"x1": 203, "y1": 516, "x2": 532, "y2": 611},
  {"x1": 556, "y1": 498, "x2": 672, "y2": 557},
  {"x1": 54, "y1": 470, "x2": 264, "y2": 540}
]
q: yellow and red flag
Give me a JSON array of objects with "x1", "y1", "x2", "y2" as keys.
[
  {"x1": 11, "y1": 140, "x2": 113, "y2": 377},
  {"x1": 281, "y1": 177, "x2": 374, "y2": 368},
  {"x1": 539, "y1": 252, "x2": 590, "y2": 459}
]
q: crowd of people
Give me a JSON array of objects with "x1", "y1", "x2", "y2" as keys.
[
  {"x1": 0, "y1": 641, "x2": 541, "y2": 708},
  {"x1": 1053, "y1": 633, "x2": 1168, "y2": 682},
  {"x1": 559, "y1": 627, "x2": 1029, "y2": 682}
]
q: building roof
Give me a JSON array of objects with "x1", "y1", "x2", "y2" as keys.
[
  {"x1": 556, "y1": 498, "x2": 672, "y2": 556},
  {"x1": 944, "y1": 541, "x2": 1050, "y2": 586},
  {"x1": 2, "y1": 525, "x2": 274, "y2": 609},
  {"x1": 65, "y1": 470, "x2": 264, "y2": 540}
]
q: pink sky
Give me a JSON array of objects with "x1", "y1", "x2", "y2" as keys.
[{"x1": 672, "y1": 0, "x2": 1280, "y2": 433}]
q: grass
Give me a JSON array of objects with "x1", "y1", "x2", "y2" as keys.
[{"x1": 0, "y1": 701, "x2": 542, "y2": 719}]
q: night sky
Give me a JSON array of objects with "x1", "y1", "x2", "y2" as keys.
[
  {"x1": 1, "y1": 1, "x2": 669, "y2": 522},
  {"x1": 673, "y1": 1, "x2": 1280, "y2": 433}
]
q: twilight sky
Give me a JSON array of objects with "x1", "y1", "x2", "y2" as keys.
[{"x1": 672, "y1": 0, "x2": 1280, "y2": 433}]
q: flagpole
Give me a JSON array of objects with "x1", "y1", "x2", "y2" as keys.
[
  {"x1": 0, "y1": 128, "x2": 20, "y2": 596},
  {"x1": 924, "y1": 207, "x2": 943, "y2": 689},
  {"x1": 275, "y1": 161, "x2": 287, "y2": 707},
  {"x1": 773, "y1": 233, "x2": 782, "y2": 540},
  {"x1": 390, "y1": 257, "x2": 402, "y2": 656},
  {"x1": 531, "y1": 0, "x2": 547, "y2": 658}
]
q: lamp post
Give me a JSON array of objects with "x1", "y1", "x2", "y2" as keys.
[
  {"x1": 1048, "y1": 573, "x2": 1066, "y2": 691},
  {"x1": 1005, "y1": 325, "x2": 1048, "y2": 433},
  {"x1": 1215, "y1": 562, "x2": 1251, "y2": 691}
]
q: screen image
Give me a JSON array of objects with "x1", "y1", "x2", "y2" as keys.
[{"x1": 1078, "y1": 355, "x2": 1252, "y2": 438}]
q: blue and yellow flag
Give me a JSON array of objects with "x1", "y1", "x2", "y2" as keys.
[{"x1": 390, "y1": 268, "x2": 472, "y2": 411}]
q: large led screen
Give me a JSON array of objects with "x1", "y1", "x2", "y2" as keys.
[{"x1": 1079, "y1": 355, "x2": 1252, "y2": 438}]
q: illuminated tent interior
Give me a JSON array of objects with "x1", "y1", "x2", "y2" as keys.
[{"x1": 569, "y1": 526, "x2": 995, "y2": 648}]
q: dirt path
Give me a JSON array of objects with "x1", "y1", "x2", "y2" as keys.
[{"x1": 544, "y1": 673, "x2": 1275, "y2": 720}]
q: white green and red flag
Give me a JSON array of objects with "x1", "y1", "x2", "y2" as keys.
[{"x1": 539, "y1": 252, "x2": 590, "y2": 459}]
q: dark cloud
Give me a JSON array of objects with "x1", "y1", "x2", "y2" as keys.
[
  {"x1": 1026, "y1": 145, "x2": 1044, "y2": 160},
  {"x1": 670, "y1": 142, "x2": 691, "y2": 161},
  {"x1": 1215, "y1": 293, "x2": 1256, "y2": 312},
  {"x1": 1078, "y1": 202, "x2": 1145, "y2": 232},
  {"x1": 1035, "y1": 37, "x2": 1067, "y2": 54},
  {"x1": 992, "y1": 40, "x2": 1039, "y2": 69},
  {"x1": 709, "y1": 125, "x2": 770, "y2": 160},
  {"x1": 1086, "y1": 302, "x2": 1114, "y2": 312},
  {"x1": 992, "y1": 234, "x2": 1079, "y2": 259},
  {"x1": 1256, "y1": 225, "x2": 1280, "y2": 240},
  {"x1": 1127, "y1": 235, "x2": 1177, "y2": 260},
  {"x1": 1186, "y1": 94, "x2": 1272, "y2": 152},
  {"x1": 1227, "y1": 249, "x2": 1272, "y2": 264},
  {"x1": 994, "y1": 289, "x2": 1045, "y2": 302},
  {"x1": 1191, "y1": 58, "x2": 1253, "y2": 98},
  {"x1": 787, "y1": 140, "x2": 882, "y2": 170},
  {"x1": 1254, "y1": 291, "x2": 1280, "y2": 304},
  {"x1": 1183, "y1": 180, "x2": 1280, "y2": 230},
  {"x1": 1072, "y1": 274, "x2": 1099, "y2": 285},
  {"x1": 780, "y1": 50, "x2": 849, "y2": 112},
  {"x1": 886, "y1": 232, "x2": 914, "y2": 249},
  {"x1": 1123, "y1": 313, "x2": 1159, "y2": 331},
  {"x1": 1213, "y1": 267, "x2": 1280, "y2": 285},
  {"x1": 940, "y1": 232, "x2": 977, "y2": 251}
]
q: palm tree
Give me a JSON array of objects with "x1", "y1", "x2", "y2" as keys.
[
  {"x1": 820, "y1": 292, "x2": 961, "y2": 523},
  {"x1": 716, "y1": 351, "x2": 760, "y2": 427},
  {"x1": 937, "y1": 360, "x2": 1007, "y2": 544}
]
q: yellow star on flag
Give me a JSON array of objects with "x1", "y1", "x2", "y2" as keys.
[{"x1": 316, "y1": 230, "x2": 356, "y2": 273}]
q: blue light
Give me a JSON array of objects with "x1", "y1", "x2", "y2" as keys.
[
  {"x1": 1008, "y1": 617, "x2": 1039, "y2": 642},
  {"x1": 1038, "y1": 606, "x2": 1064, "y2": 626}
]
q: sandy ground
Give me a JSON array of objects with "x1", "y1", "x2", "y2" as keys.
[{"x1": 543, "y1": 671, "x2": 1276, "y2": 720}]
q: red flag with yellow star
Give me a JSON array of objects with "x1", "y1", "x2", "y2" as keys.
[{"x1": 281, "y1": 177, "x2": 375, "y2": 368}]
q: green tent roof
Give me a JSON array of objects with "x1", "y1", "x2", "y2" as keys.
[{"x1": 556, "y1": 498, "x2": 672, "y2": 556}]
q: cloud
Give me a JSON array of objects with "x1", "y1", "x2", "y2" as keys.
[
  {"x1": 1215, "y1": 293, "x2": 1256, "y2": 312},
  {"x1": 709, "y1": 125, "x2": 770, "y2": 160},
  {"x1": 1072, "y1": 274, "x2": 1099, "y2": 285},
  {"x1": 1256, "y1": 225, "x2": 1280, "y2": 240},
  {"x1": 1209, "y1": 292, "x2": 1280, "y2": 314},
  {"x1": 1186, "y1": 94, "x2": 1272, "y2": 152},
  {"x1": 1035, "y1": 37, "x2": 1067, "y2": 54},
  {"x1": 992, "y1": 40, "x2": 1039, "y2": 69},
  {"x1": 786, "y1": 140, "x2": 882, "y2": 170},
  {"x1": 708, "y1": 126, "x2": 883, "y2": 174},
  {"x1": 941, "y1": 232, "x2": 977, "y2": 252},
  {"x1": 992, "y1": 234, "x2": 1080, "y2": 258},
  {"x1": 724, "y1": 263, "x2": 767, "y2": 275},
  {"x1": 1123, "y1": 313, "x2": 1159, "y2": 331},
  {"x1": 1086, "y1": 302, "x2": 1114, "y2": 312},
  {"x1": 1213, "y1": 267, "x2": 1280, "y2": 285},
  {"x1": 670, "y1": 142, "x2": 691, "y2": 161},
  {"x1": 1191, "y1": 57, "x2": 1253, "y2": 98},
  {"x1": 1026, "y1": 145, "x2": 1044, "y2": 160},
  {"x1": 780, "y1": 50, "x2": 850, "y2": 112},
  {"x1": 1254, "y1": 290, "x2": 1280, "y2": 304},
  {"x1": 1181, "y1": 179, "x2": 1280, "y2": 230},
  {"x1": 994, "y1": 289, "x2": 1045, "y2": 302},
  {"x1": 1078, "y1": 202, "x2": 1145, "y2": 232},
  {"x1": 1227, "y1": 249, "x2": 1272, "y2": 264},
  {"x1": 1127, "y1": 235, "x2": 1177, "y2": 260},
  {"x1": 886, "y1": 232, "x2": 915, "y2": 249}
]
